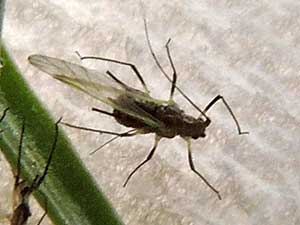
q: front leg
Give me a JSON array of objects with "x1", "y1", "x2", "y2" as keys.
[{"x1": 204, "y1": 95, "x2": 249, "y2": 135}]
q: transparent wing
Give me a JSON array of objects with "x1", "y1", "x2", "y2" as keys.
[{"x1": 28, "y1": 54, "x2": 164, "y2": 128}]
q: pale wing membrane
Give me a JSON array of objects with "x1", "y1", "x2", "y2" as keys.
[
  {"x1": 28, "y1": 54, "x2": 123, "y2": 101},
  {"x1": 28, "y1": 54, "x2": 162, "y2": 128}
]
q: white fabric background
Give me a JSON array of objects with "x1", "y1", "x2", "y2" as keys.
[{"x1": 1, "y1": 1, "x2": 299, "y2": 225}]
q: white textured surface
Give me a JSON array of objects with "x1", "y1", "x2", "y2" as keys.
[{"x1": 1, "y1": 1, "x2": 300, "y2": 225}]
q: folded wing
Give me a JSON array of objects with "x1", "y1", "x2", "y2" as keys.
[{"x1": 28, "y1": 54, "x2": 163, "y2": 128}]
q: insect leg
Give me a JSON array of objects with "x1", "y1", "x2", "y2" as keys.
[
  {"x1": 36, "y1": 198, "x2": 47, "y2": 225},
  {"x1": 90, "y1": 130, "x2": 138, "y2": 155},
  {"x1": 92, "y1": 107, "x2": 115, "y2": 117},
  {"x1": 165, "y1": 39, "x2": 177, "y2": 100},
  {"x1": 186, "y1": 139, "x2": 222, "y2": 200},
  {"x1": 75, "y1": 51, "x2": 150, "y2": 93},
  {"x1": 204, "y1": 95, "x2": 249, "y2": 135},
  {"x1": 61, "y1": 121, "x2": 136, "y2": 136},
  {"x1": 30, "y1": 117, "x2": 61, "y2": 190},
  {"x1": 123, "y1": 135, "x2": 161, "y2": 187},
  {"x1": 143, "y1": 19, "x2": 208, "y2": 119},
  {"x1": 14, "y1": 119, "x2": 26, "y2": 190},
  {"x1": 10, "y1": 119, "x2": 59, "y2": 225},
  {"x1": 11, "y1": 120, "x2": 29, "y2": 225}
]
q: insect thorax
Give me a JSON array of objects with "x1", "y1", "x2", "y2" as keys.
[{"x1": 113, "y1": 95, "x2": 210, "y2": 139}]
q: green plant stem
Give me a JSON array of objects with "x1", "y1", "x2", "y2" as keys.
[{"x1": 0, "y1": 43, "x2": 125, "y2": 225}]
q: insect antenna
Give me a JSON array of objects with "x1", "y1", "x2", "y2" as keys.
[
  {"x1": 75, "y1": 51, "x2": 150, "y2": 93},
  {"x1": 165, "y1": 39, "x2": 177, "y2": 100},
  {"x1": 123, "y1": 135, "x2": 161, "y2": 187},
  {"x1": 144, "y1": 19, "x2": 248, "y2": 135},
  {"x1": 143, "y1": 19, "x2": 208, "y2": 120}
]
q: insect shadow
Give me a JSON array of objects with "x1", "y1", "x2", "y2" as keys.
[
  {"x1": 28, "y1": 20, "x2": 248, "y2": 200},
  {"x1": 4, "y1": 118, "x2": 61, "y2": 225}
]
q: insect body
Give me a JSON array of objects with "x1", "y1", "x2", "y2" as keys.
[
  {"x1": 112, "y1": 93, "x2": 210, "y2": 139},
  {"x1": 28, "y1": 21, "x2": 247, "y2": 200},
  {"x1": 7, "y1": 119, "x2": 60, "y2": 225}
]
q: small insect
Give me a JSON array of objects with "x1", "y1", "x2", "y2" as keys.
[
  {"x1": 28, "y1": 20, "x2": 248, "y2": 200},
  {"x1": 6, "y1": 118, "x2": 60, "y2": 225}
]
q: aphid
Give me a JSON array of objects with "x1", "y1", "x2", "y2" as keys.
[
  {"x1": 28, "y1": 20, "x2": 248, "y2": 200},
  {"x1": 7, "y1": 118, "x2": 60, "y2": 225}
]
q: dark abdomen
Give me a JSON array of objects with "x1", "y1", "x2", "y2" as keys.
[{"x1": 112, "y1": 95, "x2": 186, "y2": 138}]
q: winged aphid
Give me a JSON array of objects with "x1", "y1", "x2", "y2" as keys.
[{"x1": 28, "y1": 20, "x2": 248, "y2": 200}]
